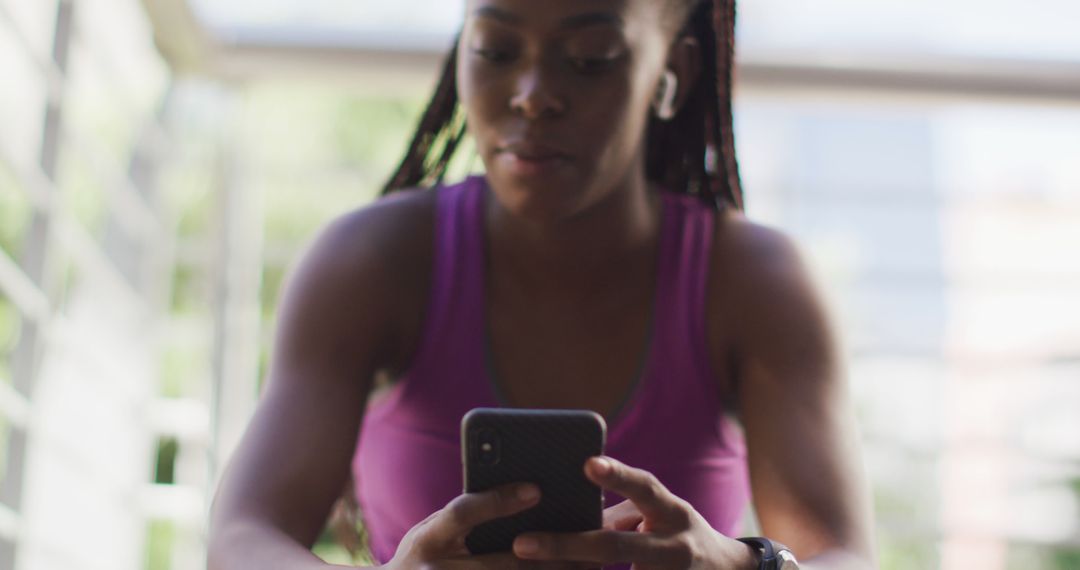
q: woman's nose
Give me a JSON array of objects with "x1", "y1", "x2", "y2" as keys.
[{"x1": 509, "y1": 66, "x2": 566, "y2": 120}]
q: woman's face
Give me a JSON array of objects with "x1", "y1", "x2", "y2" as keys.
[{"x1": 457, "y1": 0, "x2": 674, "y2": 222}]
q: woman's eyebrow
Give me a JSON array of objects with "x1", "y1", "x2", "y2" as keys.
[
  {"x1": 560, "y1": 12, "x2": 624, "y2": 31},
  {"x1": 470, "y1": 7, "x2": 624, "y2": 30},
  {"x1": 472, "y1": 6, "x2": 520, "y2": 25}
]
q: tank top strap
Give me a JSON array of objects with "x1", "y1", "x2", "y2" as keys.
[
  {"x1": 652, "y1": 193, "x2": 719, "y2": 395},
  {"x1": 424, "y1": 176, "x2": 486, "y2": 344},
  {"x1": 369, "y1": 176, "x2": 495, "y2": 426}
]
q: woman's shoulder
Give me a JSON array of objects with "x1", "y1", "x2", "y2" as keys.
[
  {"x1": 295, "y1": 188, "x2": 439, "y2": 292},
  {"x1": 712, "y1": 209, "x2": 805, "y2": 278},
  {"x1": 285, "y1": 188, "x2": 438, "y2": 338},
  {"x1": 708, "y1": 208, "x2": 822, "y2": 327},
  {"x1": 705, "y1": 209, "x2": 837, "y2": 387},
  {"x1": 273, "y1": 187, "x2": 441, "y2": 371},
  {"x1": 317, "y1": 187, "x2": 437, "y2": 262}
]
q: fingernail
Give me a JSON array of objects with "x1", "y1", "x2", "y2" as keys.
[
  {"x1": 518, "y1": 484, "x2": 540, "y2": 502},
  {"x1": 592, "y1": 457, "x2": 613, "y2": 476},
  {"x1": 515, "y1": 536, "x2": 539, "y2": 555}
]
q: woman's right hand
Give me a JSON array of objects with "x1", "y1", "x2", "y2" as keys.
[{"x1": 380, "y1": 483, "x2": 588, "y2": 569}]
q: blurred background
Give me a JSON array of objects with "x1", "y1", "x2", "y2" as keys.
[{"x1": 1, "y1": 0, "x2": 1078, "y2": 568}]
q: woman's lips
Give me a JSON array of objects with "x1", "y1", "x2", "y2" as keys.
[
  {"x1": 500, "y1": 152, "x2": 568, "y2": 176},
  {"x1": 497, "y1": 143, "x2": 571, "y2": 177}
]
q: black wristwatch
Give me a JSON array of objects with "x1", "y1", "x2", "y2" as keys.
[{"x1": 738, "y1": 537, "x2": 799, "y2": 570}]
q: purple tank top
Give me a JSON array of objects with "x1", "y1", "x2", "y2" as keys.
[{"x1": 352, "y1": 177, "x2": 750, "y2": 565}]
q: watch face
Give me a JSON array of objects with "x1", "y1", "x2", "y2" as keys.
[{"x1": 777, "y1": 550, "x2": 800, "y2": 570}]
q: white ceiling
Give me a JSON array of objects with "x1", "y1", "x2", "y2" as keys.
[{"x1": 187, "y1": 0, "x2": 1080, "y2": 62}]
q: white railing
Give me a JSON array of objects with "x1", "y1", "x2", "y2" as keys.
[{"x1": 0, "y1": 1, "x2": 212, "y2": 569}]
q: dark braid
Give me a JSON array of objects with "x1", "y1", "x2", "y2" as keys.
[
  {"x1": 382, "y1": 0, "x2": 744, "y2": 211},
  {"x1": 383, "y1": 42, "x2": 468, "y2": 191},
  {"x1": 711, "y1": 0, "x2": 744, "y2": 210}
]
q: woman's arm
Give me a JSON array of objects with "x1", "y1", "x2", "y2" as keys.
[
  {"x1": 207, "y1": 198, "x2": 428, "y2": 570},
  {"x1": 723, "y1": 219, "x2": 876, "y2": 569},
  {"x1": 502, "y1": 217, "x2": 876, "y2": 570},
  {"x1": 208, "y1": 192, "x2": 590, "y2": 570}
]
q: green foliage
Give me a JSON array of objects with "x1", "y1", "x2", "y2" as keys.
[
  {"x1": 170, "y1": 264, "x2": 206, "y2": 316},
  {"x1": 312, "y1": 515, "x2": 377, "y2": 567},
  {"x1": 333, "y1": 96, "x2": 422, "y2": 185},
  {"x1": 1009, "y1": 543, "x2": 1080, "y2": 570},
  {"x1": 58, "y1": 152, "x2": 109, "y2": 238},
  {"x1": 175, "y1": 190, "x2": 215, "y2": 240},
  {"x1": 877, "y1": 533, "x2": 938, "y2": 570},
  {"x1": 261, "y1": 264, "x2": 287, "y2": 319},
  {"x1": 1053, "y1": 549, "x2": 1080, "y2": 569},
  {"x1": 248, "y1": 89, "x2": 424, "y2": 246},
  {"x1": 999, "y1": 477, "x2": 1080, "y2": 569},
  {"x1": 55, "y1": 260, "x2": 82, "y2": 316},
  {"x1": 0, "y1": 299, "x2": 20, "y2": 363},
  {"x1": 0, "y1": 166, "x2": 31, "y2": 257},
  {"x1": 256, "y1": 342, "x2": 269, "y2": 396},
  {"x1": 871, "y1": 449, "x2": 941, "y2": 569},
  {"x1": 145, "y1": 520, "x2": 175, "y2": 570},
  {"x1": 1056, "y1": 477, "x2": 1080, "y2": 569},
  {"x1": 0, "y1": 414, "x2": 8, "y2": 491},
  {"x1": 153, "y1": 437, "x2": 179, "y2": 485},
  {"x1": 159, "y1": 344, "x2": 205, "y2": 399},
  {"x1": 165, "y1": 166, "x2": 217, "y2": 240}
]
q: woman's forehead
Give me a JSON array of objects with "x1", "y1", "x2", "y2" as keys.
[{"x1": 463, "y1": 0, "x2": 668, "y2": 29}]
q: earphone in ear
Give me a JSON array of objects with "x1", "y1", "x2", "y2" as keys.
[{"x1": 654, "y1": 69, "x2": 678, "y2": 121}]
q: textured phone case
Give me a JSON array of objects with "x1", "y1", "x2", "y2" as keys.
[{"x1": 462, "y1": 408, "x2": 606, "y2": 555}]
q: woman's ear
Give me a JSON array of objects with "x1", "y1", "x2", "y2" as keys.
[{"x1": 664, "y1": 35, "x2": 702, "y2": 117}]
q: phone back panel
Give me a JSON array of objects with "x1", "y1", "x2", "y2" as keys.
[{"x1": 461, "y1": 408, "x2": 606, "y2": 555}]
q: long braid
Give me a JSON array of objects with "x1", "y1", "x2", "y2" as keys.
[
  {"x1": 710, "y1": 0, "x2": 744, "y2": 210},
  {"x1": 382, "y1": 42, "x2": 466, "y2": 193},
  {"x1": 383, "y1": 1, "x2": 744, "y2": 211},
  {"x1": 646, "y1": 0, "x2": 717, "y2": 207}
]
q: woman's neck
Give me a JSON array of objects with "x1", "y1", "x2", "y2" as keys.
[{"x1": 484, "y1": 174, "x2": 662, "y2": 295}]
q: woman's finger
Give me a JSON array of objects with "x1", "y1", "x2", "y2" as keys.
[
  {"x1": 424, "y1": 483, "x2": 541, "y2": 547},
  {"x1": 513, "y1": 529, "x2": 676, "y2": 566},
  {"x1": 602, "y1": 499, "x2": 644, "y2": 532},
  {"x1": 433, "y1": 552, "x2": 592, "y2": 570},
  {"x1": 585, "y1": 457, "x2": 683, "y2": 523}
]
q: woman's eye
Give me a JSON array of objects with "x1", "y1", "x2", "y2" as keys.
[
  {"x1": 569, "y1": 56, "x2": 618, "y2": 74},
  {"x1": 472, "y1": 48, "x2": 514, "y2": 64}
]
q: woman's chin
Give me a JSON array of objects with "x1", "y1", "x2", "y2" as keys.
[
  {"x1": 496, "y1": 193, "x2": 577, "y2": 225},
  {"x1": 486, "y1": 173, "x2": 590, "y2": 224}
]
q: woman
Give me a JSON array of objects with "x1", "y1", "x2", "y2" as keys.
[{"x1": 208, "y1": 0, "x2": 876, "y2": 568}]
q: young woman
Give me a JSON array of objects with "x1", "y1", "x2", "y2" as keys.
[{"x1": 208, "y1": 0, "x2": 876, "y2": 568}]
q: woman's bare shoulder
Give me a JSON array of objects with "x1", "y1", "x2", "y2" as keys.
[
  {"x1": 275, "y1": 188, "x2": 437, "y2": 370},
  {"x1": 307, "y1": 188, "x2": 437, "y2": 275},
  {"x1": 707, "y1": 207, "x2": 832, "y2": 354},
  {"x1": 711, "y1": 208, "x2": 807, "y2": 290}
]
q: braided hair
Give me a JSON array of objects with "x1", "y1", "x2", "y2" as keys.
[{"x1": 383, "y1": 0, "x2": 743, "y2": 210}]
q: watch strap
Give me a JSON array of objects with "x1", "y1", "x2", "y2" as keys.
[{"x1": 737, "y1": 537, "x2": 784, "y2": 570}]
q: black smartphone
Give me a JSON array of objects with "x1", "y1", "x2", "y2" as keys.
[{"x1": 461, "y1": 408, "x2": 607, "y2": 555}]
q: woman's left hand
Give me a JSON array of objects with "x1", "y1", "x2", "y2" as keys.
[{"x1": 511, "y1": 456, "x2": 759, "y2": 569}]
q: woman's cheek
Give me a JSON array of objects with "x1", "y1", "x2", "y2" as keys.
[
  {"x1": 579, "y1": 73, "x2": 641, "y2": 122},
  {"x1": 584, "y1": 86, "x2": 643, "y2": 145},
  {"x1": 458, "y1": 69, "x2": 508, "y2": 139}
]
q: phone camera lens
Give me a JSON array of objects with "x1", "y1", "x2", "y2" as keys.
[{"x1": 475, "y1": 428, "x2": 500, "y2": 466}]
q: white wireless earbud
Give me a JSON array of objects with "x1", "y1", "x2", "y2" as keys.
[{"x1": 654, "y1": 69, "x2": 678, "y2": 121}]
